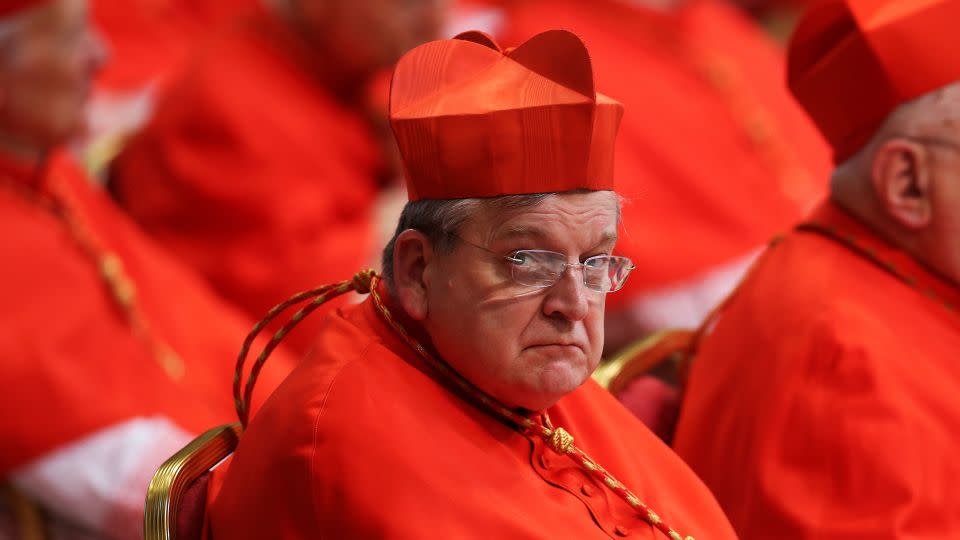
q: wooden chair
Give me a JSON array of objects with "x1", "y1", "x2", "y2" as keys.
[
  {"x1": 593, "y1": 329, "x2": 696, "y2": 393},
  {"x1": 144, "y1": 423, "x2": 240, "y2": 540},
  {"x1": 0, "y1": 484, "x2": 49, "y2": 540}
]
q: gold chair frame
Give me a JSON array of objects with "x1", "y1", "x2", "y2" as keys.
[
  {"x1": 1, "y1": 484, "x2": 48, "y2": 540},
  {"x1": 144, "y1": 423, "x2": 240, "y2": 540},
  {"x1": 592, "y1": 329, "x2": 695, "y2": 394}
]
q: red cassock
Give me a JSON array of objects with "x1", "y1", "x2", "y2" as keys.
[
  {"x1": 672, "y1": 201, "x2": 960, "y2": 537},
  {"x1": 110, "y1": 5, "x2": 383, "y2": 353},
  {"x1": 0, "y1": 150, "x2": 294, "y2": 476},
  {"x1": 486, "y1": 0, "x2": 831, "y2": 327},
  {"x1": 92, "y1": 0, "x2": 259, "y2": 92},
  {"x1": 208, "y1": 287, "x2": 738, "y2": 539}
]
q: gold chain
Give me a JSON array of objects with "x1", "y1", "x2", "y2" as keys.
[{"x1": 0, "y1": 170, "x2": 185, "y2": 380}]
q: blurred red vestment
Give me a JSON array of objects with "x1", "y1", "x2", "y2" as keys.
[
  {"x1": 487, "y1": 0, "x2": 831, "y2": 327},
  {"x1": 110, "y1": 6, "x2": 383, "y2": 353},
  {"x1": 207, "y1": 288, "x2": 738, "y2": 539},
  {"x1": 673, "y1": 201, "x2": 960, "y2": 537},
  {"x1": 0, "y1": 150, "x2": 293, "y2": 474},
  {"x1": 92, "y1": 0, "x2": 259, "y2": 91}
]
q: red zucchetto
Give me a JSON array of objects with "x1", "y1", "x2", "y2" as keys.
[
  {"x1": 390, "y1": 29, "x2": 624, "y2": 200},
  {"x1": 787, "y1": 0, "x2": 960, "y2": 162}
]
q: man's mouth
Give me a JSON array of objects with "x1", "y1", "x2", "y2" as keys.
[{"x1": 525, "y1": 343, "x2": 586, "y2": 354}]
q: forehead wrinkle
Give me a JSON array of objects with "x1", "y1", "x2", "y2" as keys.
[
  {"x1": 490, "y1": 222, "x2": 618, "y2": 255},
  {"x1": 471, "y1": 191, "x2": 619, "y2": 247},
  {"x1": 495, "y1": 225, "x2": 549, "y2": 242},
  {"x1": 590, "y1": 230, "x2": 619, "y2": 248}
]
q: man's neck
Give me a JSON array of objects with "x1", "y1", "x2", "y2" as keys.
[{"x1": 830, "y1": 190, "x2": 960, "y2": 287}]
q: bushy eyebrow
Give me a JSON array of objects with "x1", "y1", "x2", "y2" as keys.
[
  {"x1": 494, "y1": 225, "x2": 618, "y2": 249},
  {"x1": 496, "y1": 225, "x2": 548, "y2": 242}
]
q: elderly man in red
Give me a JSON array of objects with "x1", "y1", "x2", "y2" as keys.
[
  {"x1": 0, "y1": 1, "x2": 293, "y2": 537},
  {"x1": 207, "y1": 30, "x2": 737, "y2": 540},
  {"x1": 673, "y1": 0, "x2": 960, "y2": 537}
]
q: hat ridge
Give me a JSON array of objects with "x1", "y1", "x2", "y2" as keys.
[
  {"x1": 391, "y1": 30, "x2": 597, "y2": 120},
  {"x1": 504, "y1": 29, "x2": 595, "y2": 99},
  {"x1": 453, "y1": 30, "x2": 503, "y2": 52}
]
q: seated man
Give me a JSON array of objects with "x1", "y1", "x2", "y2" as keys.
[
  {"x1": 672, "y1": 0, "x2": 960, "y2": 537},
  {"x1": 0, "y1": 0, "x2": 293, "y2": 537},
  {"x1": 209, "y1": 30, "x2": 737, "y2": 539}
]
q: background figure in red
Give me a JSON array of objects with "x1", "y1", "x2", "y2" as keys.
[
  {"x1": 673, "y1": 0, "x2": 960, "y2": 536},
  {"x1": 84, "y1": 0, "x2": 262, "y2": 174},
  {"x1": 0, "y1": 1, "x2": 293, "y2": 536},
  {"x1": 92, "y1": 0, "x2": 259, "y2": 94},
  {"x1": 109, "y1": 0, "x2": 448, "y2": 354}
]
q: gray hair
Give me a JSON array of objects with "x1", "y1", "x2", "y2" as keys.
[
  {"x1": 832, "y1": 81, "x2": 960, "y2": 182},
  {"x1": 380, "y1": 189, "x2": 620, "y2": 291}
]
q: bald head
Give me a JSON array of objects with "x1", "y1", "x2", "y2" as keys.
[
  {"x1": 831, "y1": 81, "x2": 960, "y2": 283},
  {"x1": 881, "y1": 83, "x2": 960, "y2": 143}
]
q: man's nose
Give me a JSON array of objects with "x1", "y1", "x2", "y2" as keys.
[{"x1": 542, "y1": 265, "x2": 590, "y2": 322}]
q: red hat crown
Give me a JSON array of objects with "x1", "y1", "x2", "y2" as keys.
[
  {"x1": 389, "y1": 29, "x2": 624, "y2": 201},
  {"x1": 787, "y1": 0, "x2": 960, "y2": 162}
]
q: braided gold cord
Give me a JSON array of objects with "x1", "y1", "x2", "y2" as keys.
[
  {"x1": 550, "y1": 427, "x2": 574, "y2": 454},
  {"x1": 232, "y1": 270, "x2": 694, "y2": 540},
  {"x1": 369, "y1": 276, "x2": 695, "y2": 540},
  {"x1": 233, "y1": 270, "x2": 376, "y2": 427},
  {"x1": 1, "y1": 171, "x2": 185, "y2": 381}
]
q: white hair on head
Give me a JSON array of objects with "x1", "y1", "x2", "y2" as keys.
[
  {"x1": 884, "y1": 81, "x2": 960, "y2": 135},
  {"x1": 833, "y1": 81, "x2": 960, "y2": 177}
]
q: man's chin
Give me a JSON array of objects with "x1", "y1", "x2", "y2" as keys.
[
  {"x1": 491, "y1": 367, "x2": 588, "y2": 411},
  {"x1": 522, "y1": 344, "x2": 591, "y2": 367},
  {"x1": 532, "y1": 361, "x2": 590, "y2": 402}
]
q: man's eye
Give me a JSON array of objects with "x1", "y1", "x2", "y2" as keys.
[
  {"x1": 510, "y1": 252, "x2": 531, "y2": 265},
  {"x1": 584, "y1": 255, "x2": 610, "y2": 268}
]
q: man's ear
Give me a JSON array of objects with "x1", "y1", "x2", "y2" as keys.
[
  {"x1": 871, "y1": 138, "x2": 933, "y2": 229},
  {"x1": 392, "y1": 229, "x2": 433, "y2": 320}
]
